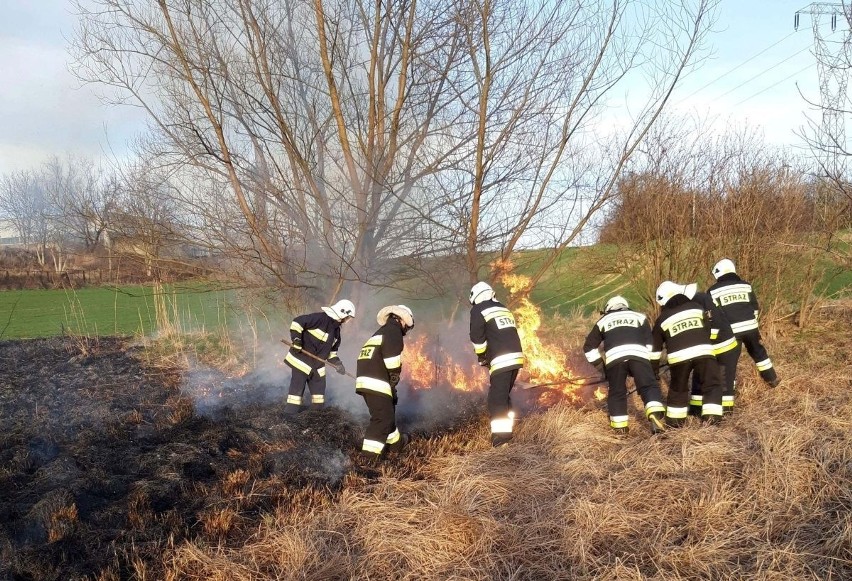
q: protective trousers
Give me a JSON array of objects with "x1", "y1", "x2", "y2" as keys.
[
  {"x1": 735, "y1": 330, "x2": 777, "y2": 385},
  {"x1": 690, "y1": 349, "x2": 739, "y2": 414},
  {"x1": 666, "y1": 357, "x2": 723, "y2": 427},
  {"x1": 284, "y1": 367, "x2": 326, "y2": 413},
  {"x1": 488, "y1": 368, "x2": 518, "y2": 447},
  {"x1": 360, "y1": 392, "x2": 402, "y2": 457},
  {"x1": 605, "y1": 360, "x2": 665, "y2": 430}
]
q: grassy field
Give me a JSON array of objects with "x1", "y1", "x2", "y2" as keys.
[
  {"x1": 0, "y1": 284, "x2": 235, "y2": 339},
  {"x1": 1, "y1": 239, "x2": 848, "y2": 339},
  {"x1": 160, "y1": 302, "x2": 852, "y2": 580}
]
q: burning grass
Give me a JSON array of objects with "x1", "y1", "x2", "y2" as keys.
[{"x1": 1, "y1": 306, "x2": 851, "y2": 579}]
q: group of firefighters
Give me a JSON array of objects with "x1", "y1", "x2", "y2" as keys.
[{"x1": 282, "y1": 257, "x2": 780, "y2": 463}]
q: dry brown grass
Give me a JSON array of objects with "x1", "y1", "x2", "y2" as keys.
[{"x1": 155, "y1": 309, "x2": 851, "y2": 580}]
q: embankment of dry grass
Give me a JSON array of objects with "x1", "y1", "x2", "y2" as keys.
[{"x1": 163, "y1": 308, "x2": 852, "y2": 581}]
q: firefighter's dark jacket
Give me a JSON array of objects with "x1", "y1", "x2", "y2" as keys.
[
  {"x1": 651, "y1": 295, "x2": 715, "y2": 372},
  {"x1": 469, "y1": 299, "x2": 525, "y2": 375},
  {"x1": 707, "y1": 273, "x2": 760, "y2": 336},
  {"x1": 583, "y1": 308, "x2": 653, "y2": 368},
  {"x1": 355, "y1": 318, "x2": 404, "y2": 397},
  {"x1": 284, "y1": 311, "x2": 343, "y2": 375},
  {"x1": 692, "y1": 290, "x2": 738, "y2": 356}
]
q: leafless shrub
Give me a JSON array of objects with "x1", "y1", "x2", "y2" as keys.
[{"x1": 600, "y1": 121, "x2": 840, "y2": 327}]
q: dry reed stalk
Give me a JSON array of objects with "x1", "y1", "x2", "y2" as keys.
[{"x1": 163, "y1": 310, "x2": 852, "y2": 580}]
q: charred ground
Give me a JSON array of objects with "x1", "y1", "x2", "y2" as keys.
[
  {"x1": 2, "y1": 305, "x2": 850, "y2": 580},
  {"x1": 0, "y1": 337, "x2": 485, "y2": 580}
]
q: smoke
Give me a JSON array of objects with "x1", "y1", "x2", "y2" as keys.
[{"x1": 176, "y1": 282, "x2": 530, "y2": 438}]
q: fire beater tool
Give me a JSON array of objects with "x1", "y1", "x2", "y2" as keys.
[
  {"x1": 520, "y1": 376, "x2": 609, "y2": 390},
  {"x1": 519, "y1": 360, "x2": 670, "y2": 392},
  {"x1": 280, "y1": 338, "x2": 358, "y2": 380}
]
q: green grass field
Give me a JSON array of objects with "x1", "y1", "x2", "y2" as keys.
[
  {"x1": 0, "y1": 284, "x2": 234, "y2": 340},
  {"x1": 1, "y1": 240, "x2": 848, "y2": 340}
]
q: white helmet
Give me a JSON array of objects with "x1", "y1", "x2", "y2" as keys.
[
  {"x1": 683, "y1": 283, "x2": 698, "y2": 300},
  {"x1": 323, "y1": 299, "x2": 356, "y2": 321},
  {"x1": 712, "y1": 258, "x2": 736, "y2": 279},
  {"x1": 469, "y1": 281, "x2": 495, "y2": 305},
  {"x1": 377, "y1": 304, "x2": 414, "y2": 329},
  {"x1": 655, "y1": 280, "x2": 688, "y2": 306},
  {"x1": 604, "y1": 295, "x2": 629, "y2": 313}
]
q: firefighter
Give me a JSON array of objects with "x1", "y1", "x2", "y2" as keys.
[
  {"x1": 469, "y1": 281, "x2": 525, "y2": 447},
  {"x1": 283, "y1": 299, "x2": 355, "y2": 414},
  {"x1": 708, "y1": 258, "x2": 780, "y2": 388},
  {"x1": 583, "y1": 295, "x2": 666, "y2": 437},
  {"x1": 683, "y1": 283, "x2": 740, "y2": 415},
  {"x1": 355, "y1": 305, "x2": 414, "y2": 461},
  {"x1": 651, "y1": 281, "x2": 724, "y2": 427}
]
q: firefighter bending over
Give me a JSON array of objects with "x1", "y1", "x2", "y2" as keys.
[
  {"x1": 469, "y1": 282, "x2": 525, "y2": 447},
  {"x1": 683, "y1": 283, "x2": 740, "y2": 415},
  {"x1": 355, "y1": 305, "x2": 414, "y2": 461},
  {"x1": 583, "y1": 295, "x2": 666, "y2": 437},
  {"x1": 283, "y1": 299, "x2": 355, "y2": 414},
  {"x1": 708, "y1": 259, "x2": 780, "y2": 389},
  {"x1": 652, "y1": 281, "x2": 724, "y2": 427}
]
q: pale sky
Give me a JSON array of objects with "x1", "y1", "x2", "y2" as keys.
[{"x1": 0, "y1": 0, "x2": 840, "y2": 175}]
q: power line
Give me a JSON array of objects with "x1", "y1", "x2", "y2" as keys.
[
  {"x1": 732, "y1": 62, "x2": 813, "y2": 107},
  {"x1": 675, "y1": 30, "x2": 800, "y2": 105},
  {"x1": 712, "y1": 45, "x2": 812, "y2": 102}
]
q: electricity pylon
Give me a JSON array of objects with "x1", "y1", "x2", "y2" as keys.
[{"x1": 795, "y1": 3, "x2": 850, "y2": 178}]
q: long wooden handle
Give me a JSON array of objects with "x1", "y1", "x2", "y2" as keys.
[{"x1": 280, "y1": 338, "x2": 358, "y2": 380}]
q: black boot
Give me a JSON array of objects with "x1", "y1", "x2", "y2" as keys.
[
  {"x1": 612, "y1": 426, "x2": 629, "y2": 439},
  {"x1": 701, "y1": 414, "x2": 721, "y2": 426},
  {"x1": 355, "y1": 451, "x2": 382, "y2": 478},
  {"x1": 491, "y1": 433, "x2": 512, "y2": 448},
  {"x1": 666, "y1": 416, "x2": 685, "y2": 429},
  {"x1": 388, "y1": 433, "x2": 411, "y2": 454}
]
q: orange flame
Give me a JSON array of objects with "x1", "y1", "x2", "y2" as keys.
[
  {"x1": 403, "y1": 335, "x2": 483, "y2": 393},
  {"x1": 496, "y1": 260, "x2": 586, "y2": 403},
  {"x1": 396, "y1": 260, "x2": 596, "y2": 406}
]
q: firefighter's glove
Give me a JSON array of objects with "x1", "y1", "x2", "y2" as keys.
[
  {"x1": 291, "y1": 336, "x2": 303, "y2": 352},
  {"x1": 477, "y1": 355, "x2": 489, "y2": 367},
  {"x1": 389, "y1": 372, "x2": 400, "y2": 388},
  {"x1": 332, "y1": 361, "x2": 346, "y2": 375},
  {"x1": 651, "y1": 361, "x2": 660, "y2": 380},
  {"x1": 593, "y1": 360, "x2": 605, "y2": 374}
]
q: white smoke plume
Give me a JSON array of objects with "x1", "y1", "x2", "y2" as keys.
[{"x1": 177, "y1": 281, "x2": 508, "y2": 437}]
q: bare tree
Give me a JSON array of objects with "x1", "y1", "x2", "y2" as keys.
[
  {"x1": 0, "y1": 170, "x2": 47, "y2": 261},
  {"x1": 71, "y1": 0, "x2": 719, "y2": 307},
  {"x1": 452, "y1": 0, "x2": 720, "y2": 291},
  {"x1": 57, "y1": 158, "x2": 118, "y2": 254},
  {"x1": 0, "y1": 164, "x2": 71, "y2": 271},
  {"x1": 110, "y1": 161, "x2": 184, "y2": 280},
  {"x1": 72, "y1": 0, "x2": 474, "y2": 303}
]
